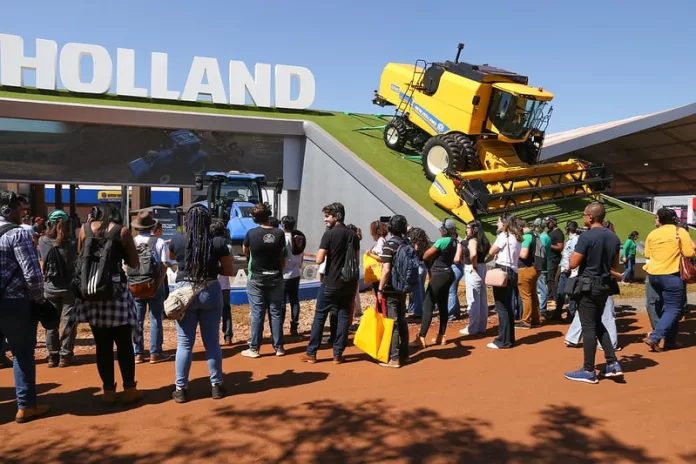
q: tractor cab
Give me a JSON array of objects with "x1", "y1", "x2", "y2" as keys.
[
  {"x1": 486, "y1": 83, "x2": 554, "y2": 143},
  {"x1": 193, "y1": 171, "x2": 283, "y2": 255},
  {"x1": 195, "y1": 171, "x2": 268, "y2": 223}
]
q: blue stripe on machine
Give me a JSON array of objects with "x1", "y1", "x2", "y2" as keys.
[
  {"x1": 396, "y1": 91, "x2": 449, "y2": 134},
  {"x1": 433, "y1": 179, "x2": 447, "y2": 195}
]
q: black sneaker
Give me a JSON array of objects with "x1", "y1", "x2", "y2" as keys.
[
  {"x1": 172, "y1": 388, "x2": 188, "y2": 404},
  {"x1": 212, "y1": 384, "x2": 227, "y2": 400},
  {"x1": 47, "y1": 356, "x2": 59, "y2": 368}
]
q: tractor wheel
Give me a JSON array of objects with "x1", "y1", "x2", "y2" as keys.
[
  {"x1": 450, "y1": 133, "x2": 482, "y2": 171},
  {"x1": 421, "y1": 134, "x2": 469, "y2": 181},
  {"x1": 383, "y1": 117, "x2": 409, "y2": 151}
]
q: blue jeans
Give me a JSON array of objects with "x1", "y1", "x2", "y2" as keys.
[
  {"x1": 648, "y1": 274, "x2": 684, "y2": 345},
  {"x1": 565, "y1": 295, "x2": 618, "y2": 347},
  {"x1": 622, "y1": 256, "x2": 635, "y2": 282},
  {"x1": 447, "y1": 263, "x2": 464, "y2": 320},
  {"x1": 247, "y1": 278, "x2": 285, "y2": 351},
  {"x1": 464, "y1": 264, "x2": 488, "y2": 334},
  {"x1": 133, "y1": 285, "x2": 166, "y2": 356},
  {"x1": 175, "y1": 281, "x2": 223, "y2": 389},
  {"x1": 537, "y1": 275, "x2": 548, "y2": 314},
  {"x1": 512, "y1": 285, "x2": 523, "y2": 320},
  {"x1": 407, "y1": 263, "x2": 427, "y2": 317},
  {"x1": 307, "y1": 284, "x2": 355, "y2": 358},
  {"x1": 556, "y1": 272, "x2": 576, "y2": 316},
  {"x1": 221, "y1": 289, "x2": 232, "y2": 340},
  {"x1": 0, "y1": 298, "x2": 38, "y2": 410},
  {"x1": 645, "y1": 277, "x2": 660, "y2": 329}
]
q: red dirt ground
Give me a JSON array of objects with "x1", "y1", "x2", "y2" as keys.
[{"x1": 1, "y1": 309, "x2": 695, "y2": 463}]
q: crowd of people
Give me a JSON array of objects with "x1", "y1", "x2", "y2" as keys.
[{"x1": 0, "y1": 186, "x2": 693, "y2": 423}]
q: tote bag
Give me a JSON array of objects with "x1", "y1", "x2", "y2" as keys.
[
  {"x1": 353, "y1": 301, "x2": 394, "y2": 363},
  {"x1": 485, "y1": 235, "x2": 513, "y2": 287},
  {"x1": 363, "y1": 253, "x2": 382, "y2": 284}
]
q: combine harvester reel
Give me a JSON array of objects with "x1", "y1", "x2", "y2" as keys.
[{"x1": 430, "y1": 161, "x2": 612, "y2": 223}]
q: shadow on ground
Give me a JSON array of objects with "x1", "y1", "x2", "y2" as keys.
[
  {"x1": 0, "y1": 369, "x2": 327, "y2": 425},
  {"x1": 1, "y1": 400, "x2": 663, "y2": 463}
]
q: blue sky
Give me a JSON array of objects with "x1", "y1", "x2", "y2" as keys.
[{"x1": 1, "y1": 0, "x2": 694, "y2": 133}]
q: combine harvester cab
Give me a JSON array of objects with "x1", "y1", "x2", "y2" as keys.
[{"x1": 373, "y1": 44, "x2": 613, "y2": 223}]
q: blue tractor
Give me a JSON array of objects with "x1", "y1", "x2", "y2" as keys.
[
  {"x1": 129, "y1": 130, "x2": 209, "y2": 184},
  {"x1": 193, "y1": 171, "x2": 283, "y2": 255}
]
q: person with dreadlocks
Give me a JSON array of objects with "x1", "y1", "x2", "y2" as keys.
[{"x1": 168, "y1": 204, "x2": 230, "y2": 403}]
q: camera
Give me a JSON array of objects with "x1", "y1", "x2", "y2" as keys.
[{"x1": 379, "y1": 216, "x2": 391, "y2": 223}]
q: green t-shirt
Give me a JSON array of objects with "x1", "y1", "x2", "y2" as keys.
[
  {"x1": 622, "y1": 239, "x2": 636, "y2": 258},
  {"x1": 519, "y1": 232, "x2": 534, "y2": 267},
  {"x1": 430, "y1": 236, "x2": 456, "y2": 274}
]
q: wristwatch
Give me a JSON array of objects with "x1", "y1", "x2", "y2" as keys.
[{"x1": 377, "y1": 289, "x2": 384, "y2": 293}]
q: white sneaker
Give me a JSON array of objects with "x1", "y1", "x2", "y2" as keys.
[
  {"x1": 242, "y1": 349, "x2": 261, "y2": 359},
  {"x1": 486, "y1": 342, "x2": 500, "y2": 350},
  {"x1": 275, "y1": 348, "x2": 286, "y2": 357},
  {"x1": 459, "y1": 327, "x2": 470, "y2": 336}
]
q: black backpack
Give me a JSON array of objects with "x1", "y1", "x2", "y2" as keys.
[
  {"x1": 73, "y1": 223, "x2": 125, "y2": 301},
  {"x1": 533, "y1": 235, "x2": 547, "y2": 272},
  {"x1": 127, "y1": 236, "x2": 160, "y2": 299},
  {"x1": 341, "y1": 232, "x2": 360, "y2": 283},
  {"x1": 290, "y1": 229, "x2": 307, "y2": 255},
  {"x1": 43, "y1": 241, "x2": 72, "y2": 289}
]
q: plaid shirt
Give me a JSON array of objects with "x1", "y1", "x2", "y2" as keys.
[{"x1": 0, "y1": 217, "x2": 45, "y2": 302}]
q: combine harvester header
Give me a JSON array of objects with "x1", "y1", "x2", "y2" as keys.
[{"x1": 373, "y1": 43, "x2": 612, "y2": 223}]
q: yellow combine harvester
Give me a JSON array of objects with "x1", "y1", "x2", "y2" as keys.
[{"x1": 372, "y1": 44, "x2": 612, "y2": 223}]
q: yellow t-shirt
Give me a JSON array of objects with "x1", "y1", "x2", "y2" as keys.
[{"x1": 643, "y1": 225, "x2": 695, "y2": 275}]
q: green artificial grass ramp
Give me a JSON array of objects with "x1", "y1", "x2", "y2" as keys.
[{"x1": 0, "y1": 88, "x2": 671, "y2": 247}]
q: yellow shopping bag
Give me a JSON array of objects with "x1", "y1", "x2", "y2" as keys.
[
  {"x1": 363, "y1": 253, "x2": 382, "y2": 285},
  {"x1": 353, "y1": 303, "x2": 394, "y2": 363}
]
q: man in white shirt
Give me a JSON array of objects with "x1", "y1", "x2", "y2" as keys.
[{"x1": 129, "y1": 211, "x2": 170, "y2": 364}]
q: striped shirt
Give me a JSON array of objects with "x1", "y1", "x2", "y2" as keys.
[{"x1": 0, "y1": 217, "x2": 45, "y2": 302}]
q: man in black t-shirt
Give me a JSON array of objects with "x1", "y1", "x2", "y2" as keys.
[
  {"x1": 240, "y1": 204, "x2": 287, "y2": 358},
  {"x1": 545, "y1": 215, "x2": 565, "y2": 319},
  {"x1": 301, "y1": 202, "x2": 359, "y2": 364},
  {"x1": 376, "y1": 215, "x2": 410, "y2": 368},
  {"x1": 564, "y1": 202, "x2": 622, "y2": 385}
]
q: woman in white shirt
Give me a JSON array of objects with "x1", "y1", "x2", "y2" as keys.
[
  {"x1": 486, "y1": 213, "x2": 522, "y2": 350},
  {"x1": 366, "y1": 220, "x2": 388, "y2": 297}
]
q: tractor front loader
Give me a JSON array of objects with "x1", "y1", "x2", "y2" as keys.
[{"x1": 373, "y1": 44, "x2": 612, "y2": 223}]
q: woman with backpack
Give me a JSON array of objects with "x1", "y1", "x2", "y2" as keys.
[
  {"x1": 168, "y1": 204, "x2": 229, "y2": 402},
  {"x1": 459, "y1": 220, "x2": 491, "y2": 336},
  {"x1": 410, "y1": 218, "x2": 458, "y2": 349},
  {"x1": 72, "y1": 204, "x2": 142, "y2": 405},
  {"x1": 38, "y1": 209, "x2": 78, "y2": 368}
]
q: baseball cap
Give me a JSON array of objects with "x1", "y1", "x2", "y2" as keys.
[{"x1": 441, "y1": 218, "x2": 457, "y2": 231}]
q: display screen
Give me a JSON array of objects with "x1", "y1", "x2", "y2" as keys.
[{"x1": 0, "y1": 117, "x2": 284, "y2": 186}]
